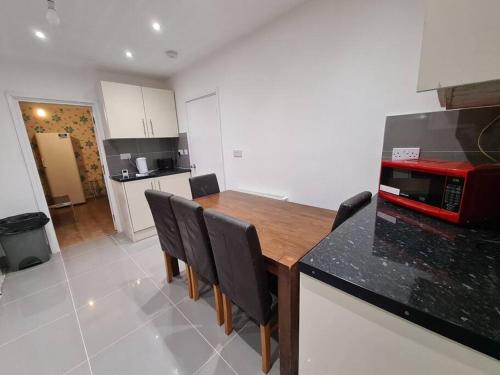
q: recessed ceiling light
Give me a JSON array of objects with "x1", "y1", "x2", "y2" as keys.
[
  {"x1": 165, "y1": 50, "x2": 178, "y2": 59},
  {"x1": 152, "y1": 22, "x2": 161, "y2": 31},
  {"x1": 125, "y1": 50, "x2": 133, "y2": 59},
  {"x1": 34, "y1": 30, "x2": 46, "y2": 40}
]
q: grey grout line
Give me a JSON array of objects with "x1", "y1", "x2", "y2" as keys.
[
  {"x1": 61, "y1": 359, "x2": 89, "y2": 375},
  {"x1": 110, "y1": 235, "x2": 241, "y2": 375},
  {"x1": 0, "y1": 311, "x2": 74, "y2": 349},
  {"x1": 59, "y1": 242, "x2": 95, "y2": 375},
  {"x1": 86, "y1": 305, "x2": 176, "y2": 361},
  {"x1": 0, "y1": 278, "x2": 68, "y2": 307}
]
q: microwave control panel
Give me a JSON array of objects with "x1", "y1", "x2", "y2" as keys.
[{"x1": 442, "y1": 177, "x2": 464, "y2": 213}]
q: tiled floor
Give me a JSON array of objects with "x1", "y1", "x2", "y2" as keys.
[{"x1": 0, "y1": 234, "x2": 280, "y2": 374}]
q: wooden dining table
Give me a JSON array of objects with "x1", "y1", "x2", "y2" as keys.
[{"x1": 194, "y1": 190, "x2": 335, "y2": 375}]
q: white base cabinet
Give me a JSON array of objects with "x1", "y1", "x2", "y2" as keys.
[
  {"x1": 299, "y1": 274, "x2": 499, "y2": 375},
  {"x1": 112, "y1": 172, "x2": 191, "y2": 242}
]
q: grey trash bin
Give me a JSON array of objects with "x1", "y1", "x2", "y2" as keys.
[{"x1": 0, "y1": 212, "x2": 51, "y2": 271}]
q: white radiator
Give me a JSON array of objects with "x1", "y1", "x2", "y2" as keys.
[{"x1": 235, "y1": 188, "x2": 289, "y2": 201}]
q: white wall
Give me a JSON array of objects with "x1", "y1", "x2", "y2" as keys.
[
  {"x1": 168, "y1": 0, "x2": 442, "y2": 209},
  {"x1": 0, "y1": 59, "x2": 166, "y2": 218}
]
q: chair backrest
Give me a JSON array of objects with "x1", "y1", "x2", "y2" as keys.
[
  {"x1": 170, "y1": 195, "x2": 218, "y2": 285},
  {"x1": 189, "y1": 173, "x2": 220, "y2": 199},
  {"x1": 203, "y1": 209, "x2": 272, "y2": 325},
  {"x1": 332, "y1": 191, "x2": 372, "y2": 232},
  {"x1": 144, "y1": 190, "x2": 186, "y2": 262}
]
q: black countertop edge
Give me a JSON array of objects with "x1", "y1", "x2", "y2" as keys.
[
  {"x1": 299, "y1": 261, "x2": 500, "y2": 360},
  {"x1": 110, "y1": 169, "x2": 191, "y2": 182}
]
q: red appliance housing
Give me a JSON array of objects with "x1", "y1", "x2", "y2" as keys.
[{"x1": 379, "y1": 159, "x2": 500, "y2": 225}]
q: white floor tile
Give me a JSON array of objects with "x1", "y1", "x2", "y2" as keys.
[
  {"x1": 0, "y1": 282, "x2": 73, "y2": 346},
  {"x1": 77, "y1": 277, "x2": 172, "y2": 356},
  {"x1": 90, "y1": 308, "x2": 215, "y2": 375},
  {"x1": 0, "y1": 313, "x2": 87, "y2": 375}
]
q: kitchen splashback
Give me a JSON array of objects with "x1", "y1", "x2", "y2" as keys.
[
  {"x1": 383, "y1": 106, "x2": 500, "y2": 165},
  {"x1": 104, "y1": 133, "x2": 190, "y2": 176}
]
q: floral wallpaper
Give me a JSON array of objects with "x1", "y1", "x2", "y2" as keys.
[{"x1": 19, "y1": 102, "x2": 106, "y2": 199}]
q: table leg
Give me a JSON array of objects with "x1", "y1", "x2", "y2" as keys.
[{"x1": 278, "y1": 258, "x2": 300, "y2": 375}]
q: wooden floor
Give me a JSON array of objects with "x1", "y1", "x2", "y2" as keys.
[{"x1": 51, "y1": 196, "x2": 115, "y2": 249}]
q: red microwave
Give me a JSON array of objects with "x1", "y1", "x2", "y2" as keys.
[{"x1": 379, "y1": 159, "x2": 500, "y2": 225}]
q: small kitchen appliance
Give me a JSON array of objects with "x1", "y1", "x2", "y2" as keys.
[
  {"x1": 157, "y1": 158, "x2": 174, "y2": 171},
  {"x1": 135, "y1": 157, "x2": 149, "y2": 174},
  {"x1": 379, "y1": 159, "x2": 500, "y2": 225}
]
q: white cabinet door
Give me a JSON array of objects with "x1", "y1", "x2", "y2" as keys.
[
  {"x1": 418, "y1": 0, "x2": 500, "y2": 91},
  {"x1": 157, "y1": 173, "x2": 192, "y2": 199},
  {"x1": 124, "y1": 179, "x2": 156, "y2": 232},
  {"x1": 142, "y1": 87, "x2": 179, "y2": 138},
  {"x1": 101, "y1": 81, "x2": 148, "y2": 138}
]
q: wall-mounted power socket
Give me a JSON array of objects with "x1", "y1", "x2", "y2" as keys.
[
  {"x1": 120, "y1": 153, "x2": 131, "y2": 160},
  {"x1": 392, "y1": 147, "x2": 420, "y2": 161},
  {"x1": 233, "y1": 150, "x2": 243, "y2": 158}
]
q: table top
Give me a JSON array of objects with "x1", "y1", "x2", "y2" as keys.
[
  {"x1": 300, "y1": 195, "x2": 500, "y2": 359},
  {"x1": 195, "y1": 190, "x2": 335, "y2": 266}
]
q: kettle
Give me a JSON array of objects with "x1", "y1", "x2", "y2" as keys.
[{"x1": 135, "y1": 157, "x2": 149, "y2": 174}]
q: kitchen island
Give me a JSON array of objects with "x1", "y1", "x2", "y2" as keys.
[{"x1": 299, "y1": 196, "x2": 500, "y2": 374}]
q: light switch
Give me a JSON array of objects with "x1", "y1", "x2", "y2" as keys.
[
  {"x1": 233, "y1": 150, "x2": 243, "y2": 158},
  {"x1": 178, "y1": 149, "x2": 184, "y2": 155}
]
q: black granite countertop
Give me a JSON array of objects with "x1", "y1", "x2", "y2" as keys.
[
  {"x1": 110, "y1": 168, "x2": 191, "y2": 182},
  {"x1": 300, "y1": 195, "x2": 500, "y2": 360}
]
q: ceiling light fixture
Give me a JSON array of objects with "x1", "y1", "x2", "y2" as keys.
[
  {"x1": 46, "y1": 0, "x2": 60, "y2": 26},
  {"x1": 165, "y1": 50, "x2": 178, "y2": 59},
  {"x1": 34, "y1": 30, "x2": 46, "y2": 40},
  {"x1": 36, "y1": 108, "x2": 47, "y2": 118},
  {"x1": 152, "y1": 22, "x2": 161, "y2": 32},
  {"x1": 125, "y1": 50, "x2": 133, "y2": 59}
]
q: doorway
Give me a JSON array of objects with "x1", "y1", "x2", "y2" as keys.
[
  {"x1": 186, "y1": 93, "x2": 226, "y2": 189},
  {"x1": 19, "y1": 101, "x2": 115, "y2": 248}
]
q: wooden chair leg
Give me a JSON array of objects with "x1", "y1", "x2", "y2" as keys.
[
  {"x1": 186, "y1": 265, "x2": 194, "y2": 299},
  {"x1": 260, "y1": 322, "x2": 271, "y2": 374},
  {"x1": 190, "y1": 267, "x2": 199, "y2": 301},
  {"x1": 213, "y1": 284, "x2": 224, "y2": 326},
  {"x1": 163, "y1": 253, "x2": 173, "y2": 283},
  {"x1": 222, "y1": 294, "x2": 233, "y2": 335}
]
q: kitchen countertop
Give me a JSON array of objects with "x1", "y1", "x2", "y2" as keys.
[
  {"x1": 110, "y1": 168, "x2": 190, "y2": 182},
  {"x1": 300, "y1": 195, "x2": 500, "y2": 360}
]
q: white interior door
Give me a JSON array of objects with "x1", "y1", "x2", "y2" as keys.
[{"x1": 186, "y1": 93, "x2": 226, "y2": 189}]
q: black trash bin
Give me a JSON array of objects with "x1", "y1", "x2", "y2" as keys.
[{"x1": 0, "y1": 212, "x2": 51, "y2": 271}]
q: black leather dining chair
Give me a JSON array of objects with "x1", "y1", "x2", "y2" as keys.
[
  {"x1": 144, "y1": 190, "x2": 193, "y2": 297},
  {"x1": 189, "y1": 173, "x2": 220, "y2": 199},
  {"x1": 331, "y1": 191, "x2": 372, "y2": 231},
  {"x1": 204, "y1": 209, "x2": 276, "y2": 374},
  {"x1": 170, "y1": 195, "x2": 224, "y2": 325}
]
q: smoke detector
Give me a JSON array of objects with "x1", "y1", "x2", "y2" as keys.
[{"x1": 165, "y1": 50, "x2": 178, "y2": 59}]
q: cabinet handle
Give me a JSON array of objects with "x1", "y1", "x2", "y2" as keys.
[
  {"x1": 142, "y1": 119, "x2": 148, "y2": 137},
  {"x1": 151, "y1": 181, "x2": 154, "y2": 189},
  {"x1": 149, "y1": 119, "x2": 155, "y2": 137}
]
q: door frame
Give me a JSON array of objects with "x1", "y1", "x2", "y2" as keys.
[
  {"x1": 6, "y1": 93, "x2": 120, "y2": 253},
  {"x1": 184, "y1": 89, "x2": 227, "y2": 189}
]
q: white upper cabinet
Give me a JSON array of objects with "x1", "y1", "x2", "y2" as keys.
[
  {"x1": 100, "y1": 81, "x2": 147, "y2": 138},
  {"x1": 100, "y1": 81, "x2": 179, "y2": 139},
  {"x1": 142, "y1": 87, "x2": 179, "y2": 138},
  {"x1": 418, "y1": 0, "x2": 500, "y2": 92}
]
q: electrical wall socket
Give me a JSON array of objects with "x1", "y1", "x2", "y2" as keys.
[
  {"x1": 233, "y1": 150, "x2": 243, "y2": 158},
  {"x1": 120, "y1": 153, "x2": 131, "y2": 160},
  {"x1": 392, "y1": 147, "x2": 420, "y2": 161}
]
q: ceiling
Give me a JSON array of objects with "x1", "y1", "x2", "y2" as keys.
[{"x1": 0, "y1": 0, "x2": 307, "y2": 78}]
